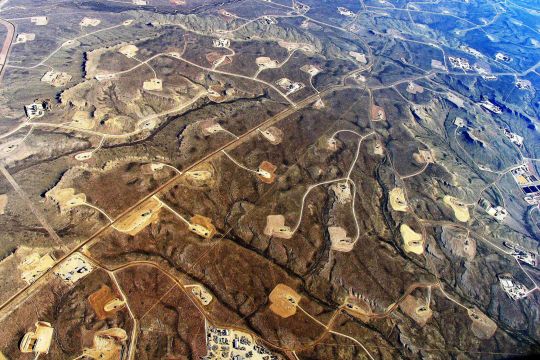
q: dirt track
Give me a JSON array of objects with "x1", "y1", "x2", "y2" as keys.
[{"x1": 0, "y1": 18, "x2": 15, "y2": 81}]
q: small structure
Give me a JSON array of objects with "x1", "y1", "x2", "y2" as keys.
[
  {"x1": 503, "y1": 242, "x2": 537, "y2": 267},
  {"x1": 343, "y1": 294, "x2": 371, "y2": 322},
  {"x1": 478, "y1": 199, "x2": 507, "y2": 221},
  {"x1": 41, "y1": 70, "x2": 72, "y2": 87},
  {"x1": 24, "y1": 101, "x2": 50, "y2": 120},
  {"x1": 46, "y1": 187, "x2": 87, "y2": 213},
  {"x1": 261, "y1": 16, "x2": 277, "y2": 25},
  {"x1": 446, "y1": 92, "x2": 464, "y2": 107},
  {"x1": 389, "y1": 188, "x2": 408, "y2": 212},
  {"x1": 370, "y1": 105, "x2": 386, "y2": 121},
  {"x1": 118, "y1": 44, "x2": 138, "y2": 58},
  {"x1": 501, "y1": 127, "x2": 523, "y2": 147},
  {"x1": 218, "y1": 9, "x2": 235, "y2": 18},
  {"x1": 200, "y1": 120, "x2": 224, "y2": 136},
  {"x1": 259, "y1": 127, "x2": 283, "y2": 145},
  {"x1": 352, "y1": 73, "x2": 366, "y2": 83},
  {"x1": 480, "y1": 100, "x2": 502, "y2": 114},
  {"x1": 276, "y1": 78, "x2": 304, "y2": 95},
  {"x1": 268, "y1": 284, "x2": 301, "y2": 318},
  {"x1": 495, "y1": 52, "x2": 511, "y2": 62},
  {"x1": 431, "y1": 59, "x2": 446, "y2": 71},
  {"x1": 400, "y1": 224, "x2": 424, "y2": 255},
  {"x1": 399, "y1": 295, "x2": 432, "y2": 326},
  {"x1": 54, "y1": 253, "x2": 93, "y2": 284},
  {"x1": 264, "y1": 215, "x2": 293, "y2": 239},
  {"x1": 189, "y1": 215, "x2": 216, "y2": 239},
  {"x1": 189, "y1": 284, "x2": 213, "y2": 305},
  {"x1": 498, "y1": 274, "x2": 528, "y2": 300},
  {"x1": 300, "y1": 64, "x2": 321, "y2": 76},
  {"x1": 293, "y1": 2, "x2": 310, "y2": 14},
  {"x1": 0, "y1": 193, "x2": 7, "y2": 215},
  {"x1": 337, "y1": 7, "x2": 355, "y2": 17},
  {"x1": 20, "y1": 321, "x2": 54, "y2": 355},
  {"x1": 453, "y1": 117, "x2": 466, "y2": 127},
  {"x1": 330, "y1": 182, "x2": 352, "y2": 204},
  {"x1": 14, "y1": 33, "x2": 35, "y2": 44},
  {"x1": 82, "y1": 328, "x2": 127, "y2": 360},
  {"x1": 30, "y1": 16, "x2": 48, "y2": 25},
  {"x1": 313, "y1": 98, "x2": 325, "y2": 109},
  {"x1": 75, "y1": 152, "x2": 93, "y2": 161},
  {"x1": 115, "y1": 198, "x2": 162, "y2": 235},
  {"x1": 373, "y1": 140, "x2": 383, "y2": 155},
  {"x1": 80, "y1": 17, "x2": 101, "y2": 27},
  {"x1": 515, "y1": 79, "x2": 532, "y2": 90},
  {"x1": 256, "y1": 57, "x2": 279, "y2": 69},
  {"x1": 417, "y1": 149, "x2": 434, "y2": 163},
  {"x1": 143, "y1": 78, "x2": 163, "y2": 91},
  {"x1": 213, "y1": 38, "x2": 230, "y2": 48},
  {"x1": 406, "y1": 82, "x2": 424, "y2": 94},
  {"x1": 460, "y1": 45, "x2": 482, "y2": 58},
  {"x1": 448, "y1": 56, "x2": 471, "y2": 70},
  {"x1": 349, "y1": 51, "x2": 367, "y2": 64},
  {"x1": 326, "y1": 137, "x2": 338, "y2": 151},
  {"x1": 89, "y1": 285, "x2": 126, "y2": 320},
  {"x1": 203, "y1": 323, "x2": 277, "y2": 360},
  {"x1": 443, "y1": 196, "x2": 470, "y2": 222},
  {"x1": 328, "y1": 226, "x2": 354, "y2": 252},
  {"x1": 19, "y1": 253, "x2": 55, "y2": 284},
  {"x1": 468, "y1": 308, "x2": 497, "y2": 339},
  {"x1": 257, "y1": 161, "x2": 277, "y2": 184}
]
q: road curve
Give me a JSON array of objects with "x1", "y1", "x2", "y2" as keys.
[{"x1": 0, "y1": 17, "x2": 15, "y2": 82}]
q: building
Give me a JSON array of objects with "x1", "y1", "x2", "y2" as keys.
[
  {"x1": 449, "y1": 56, "x2": 471, "y2": 70},
  {"x1": 453, "y1": 117, "x2": 466, "y2": 127},
  {"x1": 203, "y1": 322, "x2": 278, "y2": 360},
  {"x1": 515, "y1": 79, "x2": 532, "y2": 90},
  {"x1": 53, "y1": 252, "x2": 93, "y2": 284},
  {"x1": 276, "y1": 78, "x2": 304, "y2": 95},
  {"x1": 460, "y1": 45, "x2": 482, "y2": 58},
  {"x1": 261, "y1": 16, "x2": 277, "y2": 25},
  {"x1": 337, "y1": 7, "x2": 355, "y2": 17},
  {"x1": 19, "y1": 253, "x2": 55, "y2": 284},
  {"x1": 20, "y1": 321, "x2": 54, "y2": 354},
  {"x1": 495, "y1": 52, "x2": 511, "y2": 62},
  {"x1": 503, "y1": 242, "x2": 537, "y2": 267},
  {"x1": 213, "y1": 38, "x2": 230, "y2": 48},
  {"x1": 480, "y1": 100, "x2": 502, "y2": 114},
  {"x1": 501, "y1": 127, "x2": 524, "y2": 147},
  {"x1": 41, "y1": 70, "x2": 72, "y2": 87},
  {"x1": 498, "y1": 275, "x2": 528, "y2": 300},
  {"x1": 481, "y1": 74, "x2": 497, "y2": 81},
  {"x1": 24, "y1": 101, "x2": 50, "y2": 120},
  {"x1": 478, "y1": 199, "x2": 507, "y2": 221},
  {"x1": 510, "y1": 164, "x2": 540, "y2": 205},
  {"x1": 293, "y1": 2, "x2": 310, "y2": 14}
]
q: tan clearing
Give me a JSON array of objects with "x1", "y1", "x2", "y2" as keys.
[
  {"x1": 400, "y1": 224, "x2": 424, "y2": 254},
  {"x1": 269, "y1": 284, "x2": 301, "y2": 318},
  {"x1": 389, "y1": 187, "x2": 408, "y2": 212},
  {"x1": 443, "y1": 195, "x2": 470, "y2": 222},
  {"x1": 114, "y1": 197, "x2": 162, "y2": 235}
]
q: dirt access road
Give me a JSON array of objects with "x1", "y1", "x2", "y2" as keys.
[{"x1": 0, "y1": 17, "x2": 15, "y2": 81}]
